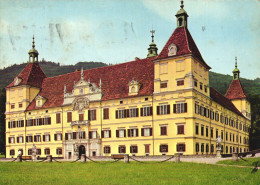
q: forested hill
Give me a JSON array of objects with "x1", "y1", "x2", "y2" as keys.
[{"x1": 0, "y1": 61, "x2": 259, "y2": 96}]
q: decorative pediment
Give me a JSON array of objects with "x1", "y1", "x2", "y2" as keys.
[
  {"x1": 128, "y1": 79, "x2": 141, "y2": 96},
  {"x1": 168, "y1": 44, "x2": 178, "y2": 56},
  {"x1": 72, "y1": 97, "x2": 89, "y2": 111},
  {"x1": 14, "y1": 77, "x2": 22, "y2": 86}
]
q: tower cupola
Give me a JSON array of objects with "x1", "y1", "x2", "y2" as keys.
[
  {"x1": 147, "y1": 29, "x2": 158, "y2": 58},
  {"x1": 28, "y1": 35, "x2": 39, "y2": 63},
  {"x1": 175, "y1": 0, "x2": 189, "y2": 28},
  {"x1": 233, "y1": 57, "x2": 240, "y2": 80}
]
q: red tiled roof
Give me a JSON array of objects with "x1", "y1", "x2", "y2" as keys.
[
  {"x1": 155, "y1": 27, "x2": 211, "y2": 69},
  {"x1": 210, "y1": 87, "x2": 244, "y2": 117},
  {"x1": 7, "y1": 63, "x2": 46, "y2": 88},
  {"x1": 26, "y1": 57, "x2": 155, "y2": 110},
  {"x1": 225, "y1": 79, "x2": 247, "y2": 100}
]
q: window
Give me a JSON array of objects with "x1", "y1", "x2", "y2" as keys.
[
  {"x1": 215, "y1": 112, "x2": 219, "y2": 122},
  {"x1": 157, "y1": 104, "x2": 170, "y2": 115},
  {"x1": 43, "y1": 134, "x2": 50, "y2": 142},
  {"x1": 103, "y1": 108, "x2": 109, "y2": 119},
  {"x1": 141, "y1": 128, "x2": 152, "y2": 136},
  {"x1": 210, "y1": 111, "x2": 214, "y2": 120},
  {"x1": 26, "y1": 136, "x2": 33, "y2": 142},
  {"x1": 11, "y1": 104, "x2": 15, "y2": 109},
  {"x1": 45, "y1": 148, "x2": 50, "y2": 155},
  {"x1": 36, "y1": 149, "x2": 41, "y2": 155},
  {"x1": 120, "y1": 101, "x2": 123, "y2": 104},
  {"x1": 128, "y1": 129, "x2": 138, "y2": 137},
  {"x1": 145, "y1": 97, "x2": 149, "y2": 101},
  {"x1": 177, "y1": 125, "x2": 184, "y2": 135},
  {"x1": 206, "y1": 144, "x2": 209, "y2": 153},
  {"x1": 54, "y1": 133, "x2": 63, "y2": 141},
  {"x1": 176, "y1": 61, "x2": 185, "y2": 71},
  {"x1": 102, "y1": 130, "x2": 111, "y2": 138},
  {"x1": 160, "y1": 63, "x2": 168, "y2": 74},
  {"x1": 56, "y1": 113, "x2": 61, "y2": 123},
  {"x1": 173, "y1": 103, "x2": 187, "y2": 113},
  {"x1": 226, "y1": 132, "x2": 228, "y2": 141},
  {"x1": 160, "y1": 144, "x2": 168, "y2": 153},
  {"x1": 177, "y1": 144, "x2": 185, "y2": 152},
  {"x1": 200, "y1": 83, "x2": 203, "y2": 90},
  {"x1": 204, "y1": 85, "x2": 207, "y2": 93},
  {"x1": 196, "y1": 143, "x2": 199, "y2": 153},
  {"x1": 56, "y1": 148, "x2": 62, "y2": 155},
  {"x1": 28, "y1": 149, "x2": 32, "y2": 155},
  {"x1": 19, "y1": 103, "x2": 23, "y2": 108},
  {"x1": 141, "y1": 106, "x2": 153, "y2": 116},
  {"x1": 17, "y1": 120, "x2": 24, "y2": 127},
  {"x1": 43, "y1": 117, "x2": 51, "y2": 125},
  {"x1": 9, "y1": 136, "x2": 15, "y2": 143},
  {"x1": 201, "y1": 143, "x2": 204, "y2": 153},
  {"x1": 195, "y1": 103, "x2": 200, "y2": 114},
  {"x1": 35, "y1": 118, "x2": 41, "y2": 126},
  {"x1": 8, "y1": 121, "x2": 16, "y2": 128},
  {"x1": 104, "y1": 146, "x2": 111, "y2": 154},
  {"x1": 211, "y1": 128, "x2": 213, "y2": 138},
  {"x1": 200, "y1": 106, "x2": 205, "y2": 116},
  {"x1": 221, "y1": 131, "x2": 224, "y2": 140},
  {"x1": 118, "y1": 146, "x2": 126, "y2": 153},
  {"x1": 161, "y1": 126, "x2": 167, "y2": 135},
  {"x1": 34, "y1": 135, "x2": 41, "y2": 142},
  {"x1": 10, "y1": 149, "x2": 15, "y2": 156},
  {"x1": 230, "y1": 133, "x2": 232, "y2": 141},
  {"x1": 196, "y1": 124, "x2": 199, "y2": 135},
  {"x1": 220, "y1": 114, "x2": 224, "y2": 123},
  {"x1": 129, "y1": 108, "x2": 138, "y2": 117},
  {"x1": 89, "y1": 131, "x2": 97, "y2": 139},
  {"x1": 205, "y1": 108, "x2": 209, "y2": 118},
  {"x1": 116, "y1": 129, "x2": 126, "y2": 138},
  {"x1": 201, "y1": 125, "x2": 204, "y2": 136},
  {"x1": 116, "y1": 109, "x2": 126, "y2": 119},
  {"x1": 177, "y1": 80, "x2": 184, "y2": 86},
  {"x1": 17, "y1": 136, "x2": 23, "y2": 143},
  {"x1": 67, "y1": 112, "x2": 72, "y2": 122},
  {"x1": 79, "y1": 132, "x2": 86, "y2": 139},
  {"x1": 26, "y1": 119, "x2": 33, "y2": 127},
  {"x1": 160, "y1": 82, "x2": 167, "y2": 88},
  {"x1": 130, "y1": 146, "x2": 138, "y2": 153},
  {"x1": 145, "y1": 145, "x2": 150, "y2": 153},
  {"x1": 206, "y1": 127, "x2": 209, "y2": 137},
  {"x1": 79, "y1": 113, "x2": 84, "y2": 121},
  {"x1": 216, "y1": 129, "x2": 218, "y2": 138},
  {"x1": 65, "y1": 133, "x2": 73, "y2": 140},
  {"x1": 194, "y1": 81, "x2": 198, "y2": 87},
  {"x1": 88, "y1": 110, "x2": 96, "y2": 120},
  {"x1": 211, "y1": 144, "x2": 214, "y2": 153}
]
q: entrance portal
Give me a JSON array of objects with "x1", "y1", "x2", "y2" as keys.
[{"x1": 79, "y1": 145, "x2": 86, "y2": 158}]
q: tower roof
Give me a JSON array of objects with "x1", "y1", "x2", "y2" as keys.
[
  {"x1": 28, "y1": 35, "x2": 39, "y2": 55},
  {"x1": 225, "y1": 79, "x2": 247, "y2": 100},
  {"x1": 154, "y1": 26, "x2": 211, "y2": 69},
  {"x1": 7, "y1": 63, "x2": 46, "y2": 88}
]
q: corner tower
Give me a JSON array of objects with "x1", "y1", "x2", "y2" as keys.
[{"x1": 225, "y1": 57, "x2": 251, "y2": 120}]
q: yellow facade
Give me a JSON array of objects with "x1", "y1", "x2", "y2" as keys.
[{"x1": 5, "y1": 3, "x2": 251, "y2": 159}]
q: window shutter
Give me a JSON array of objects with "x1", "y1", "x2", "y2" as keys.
[
  {"x1": 88, "y1": 110, "x2": 90, "y2": 120},
  {"x1": 173, "y1": 104, "x2": 177, "y2": 113},
  {"x1": 160, "y1": 145, "x2": 162, "y2": 152},
  {"x1": 8, "y1": 137, "x2": 11, "y2": 143},
  {"x1": 150, "y1": 128, "x2": 153, "y2": 136},
  {"x1": 167, "y1": 105, "x2": 170, "y2": 114},
  {"x1": 104, "y1": 147, "x2": 106, "y2": 153},
  {"x1": 26, "y1": 120, "x2": 28, "y2": 126},
  {"x1": 17, "y1": 137, "x2": 19, "y2": 143},
  {"x1": 26, "y1": 136, "x2": 28, "y2": 142},
  {"x1": 136, "y1": 146, "x2": 138, "y2": 153},
  {"x1": 126, "y1": 109, "x2": 130, "y2": 118},
  {"x1": 108, "y1": 147, "x2": 111, "y2": 153},
  {"x1": 54, "y1": 134, "x2": 57, "y2": 141},
  {"x1": 124, "y1": 130, "x2": 126, "y2": 137},
  {"x1": 116, "y1": 130, "x2": 119, "y2": 138},
  {"x1": 61, "y1": 134, "x2": 63, "y2": 140},
  {"x1": 43, "y1": 135, "x2": 45, "y2": 142},
  {"x1": 101, "y1": 131, "x2": 104, "y2": 138},
  {"x1": 204, "y1": 108, "x2": 206, "y2": 116},
  {"x1": 184, "y1": 103, "x2": 187, "y2": 112},
  {"x1": 141, "y1": 108, "x2": 143, "y2": 116},
  {"x1": 89, "y1": 132, "x2": 92, "y2": 139},
  {"x1": 150, "y1": 107, "x2": 153, "y2": 115},
  {"x1": 184, "y1": 144, "x2": 186, "y2": 152},
  {"x1": 83, "y1": 132, "x2": 85, "y2": 139},
  {"x1": 128, "y1": 129, "x2": 130, "y2": 137},
  {"x1": 48, "y1": 117, "x2": 51, "y2": 125},
  {"x1": 65, "y1": 133, "x2": 68, "y2": 140},
  {"x1": 22, "y1": 137, "x2": 24, "y2": 143},
  {"x1": 109, "y1": 130, "x2": 111, "y2": 138},
  {"x1": 73, "y1": 132, "x2": 76, "y2": 139},
  {"x1": 118, "y1": 147, "x2": 120, "y2": 153},
  {"x1": 141, "y1": 128, "x2": 144, "y2": 136},
  {"x1": 166, "y1": 145, "x2": 168, "y2": 152},
  {"x1": 136, "y1": 129, "x2": 139, "y2": 137},
  {"x1": 8, "y1": 122, "x2": 10, "y2": 128},
  {"x1": 34, "y1": 136, "x2": 37, "y2": 142},
  {"x1": 136, "y1": 108, "x2": 139, "y2": 117},
  {"x1": 157, "y1": 106, "x2": 160, "y2": 115},
  {"x1": 94, "y1": 110, "x2": 97, "y2": 120},
  {"x1": 14, "y1": 121, "x2": 16, "y2": 128},
  {"x1": 21, "y1": 120, "x2": 24, "y2": 127},
  {"x1": 116, "y1": 110, "x2": 118, "y2": 119}
]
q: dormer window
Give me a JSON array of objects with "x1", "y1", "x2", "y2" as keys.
[
  {"x1": 168, "y1": 44, "x2": 177, "y2": 56},
  {"x1": 35, "y1": 95, "x2": 46, "y2": 108},
  {"x1": 128, "y1": 79, "x2": 141, "y2": 96},
  {"x1": 14, "y1": 77, "x2": 22, "y2": 86}
]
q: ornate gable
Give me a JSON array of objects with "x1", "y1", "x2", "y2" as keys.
[{"x1": 128, "y1": 79, "x2": 141, "y2": 96}]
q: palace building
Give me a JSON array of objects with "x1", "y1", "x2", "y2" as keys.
[{"x1": 5, "y1": 2, "x2": 251, "y2": 159}]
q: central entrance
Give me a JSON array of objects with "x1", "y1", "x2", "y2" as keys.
[{"x1": 79, "y1": 145, "x2": 86, "y2": 158}]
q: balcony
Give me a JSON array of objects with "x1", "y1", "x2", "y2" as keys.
[{"x1": 70, "y1": 120, "x2": 90, "y2": 127}]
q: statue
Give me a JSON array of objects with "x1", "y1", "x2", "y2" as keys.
[
  {"x1": 73, "y1": 142, "x2": 79, "y2": 160},
  {"x1": 216, "y1": 136, "x2": 222, "y2": 158},
  {"x1": 216, "y1": 136, "x2": 222, "y2": 148},
  {"x1": 32, "y1": 144, "x2": 37, "y2": 161}
]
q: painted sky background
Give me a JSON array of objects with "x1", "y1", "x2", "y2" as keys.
[{"x1": 0, "y1": 0, "x2": 259, "y2": 79}]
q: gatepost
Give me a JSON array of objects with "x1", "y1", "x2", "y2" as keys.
[
  {"x1": 175, "y1": 153, "x2": 180, "y2": 163},
  {"x1": 124, "y1": 154, "x2": 129, "y2": 163},
  {"x1": 81, "y1": 154, "x2": 86, "y2": 163},
  {"x1": 232, "y1": 153, "x2": 238, "y2": 162},
  {"x1": 47, "y1": 155, "x2": 52, "y2": 162}
]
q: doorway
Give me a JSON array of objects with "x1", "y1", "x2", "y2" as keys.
[{"x1": 79, "y1": 145, "x2": 86, "y2": 158}]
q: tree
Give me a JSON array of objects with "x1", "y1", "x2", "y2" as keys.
[{"x1": 0, "y1": 88, "x2": 6, "y2": 155}]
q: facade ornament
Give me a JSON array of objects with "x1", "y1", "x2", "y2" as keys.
[{"x1": 73, "y1": 97, "x2": 89, "y2": 111}]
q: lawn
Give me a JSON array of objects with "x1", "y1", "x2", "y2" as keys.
[
  {"x1": 0, "y1": 161, "x2": 259, "y2": 185},
  {"x1": 217, "y1": 157, "x2": 260, "y2": 167}
]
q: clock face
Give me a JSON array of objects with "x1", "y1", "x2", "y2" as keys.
[{"x1": 168, "y1": 44, "x2": 177, "y2": 56}]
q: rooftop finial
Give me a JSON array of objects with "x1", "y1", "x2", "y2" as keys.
[
  {"x1": 150, "y1": 29, "x2": 155, "y2": 43},
  {"x1": 235, "y1": 56, "x2": 237, "y2": 68},
  {"x1": 81, "y1": 67, "x2": 84, "y2": 80},
  {"x1": 32, "y1": 35, "x2": 35, "y2": 49},
  {"x1": 180, "y1": 0, "x2": 184, "y2": 9}
]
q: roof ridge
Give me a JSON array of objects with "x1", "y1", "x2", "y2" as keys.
[{"x1": 184, "y1": 27, "x2": 192, "y2": 53}]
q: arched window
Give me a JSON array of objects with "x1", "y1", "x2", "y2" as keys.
[
  {"x1": 178, "y1": 18, "x2": 183, "y2": 26},
  {"x1": 131, "y1": 86, "x2": 135, "y2": 93}
]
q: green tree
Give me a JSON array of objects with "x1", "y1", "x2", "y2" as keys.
[{"x1": 0, "y1": 88, "x2": 6, "y2": 155}]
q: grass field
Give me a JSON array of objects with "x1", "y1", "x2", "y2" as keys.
[
  {"x1": 217, "y1": 157, "x2": 260, "y2": 167},
  {"x1": 0, "y1": 161, "x2": 259, "y2": 185}
]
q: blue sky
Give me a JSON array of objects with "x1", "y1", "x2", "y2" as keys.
[{"x1": 0, "y1": 0, "x2": 259, "y2": 79}]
